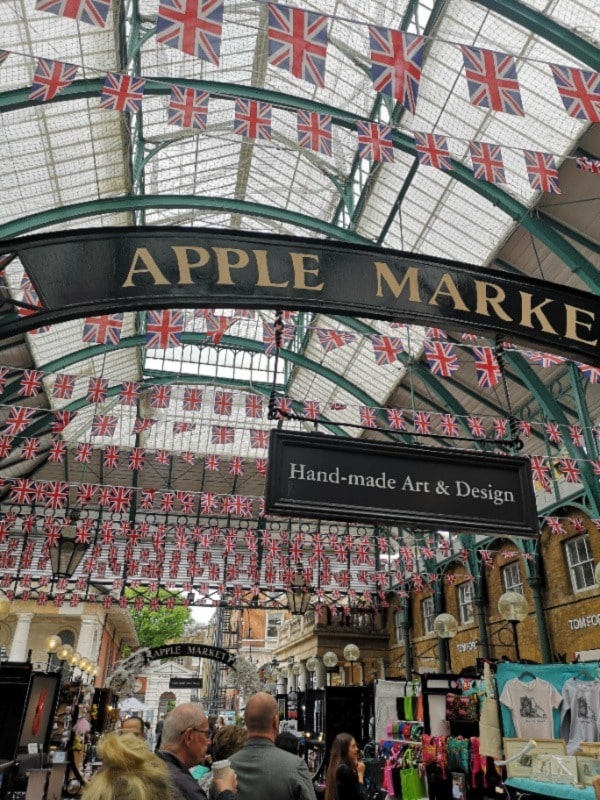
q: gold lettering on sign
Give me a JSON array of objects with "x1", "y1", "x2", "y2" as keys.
[
  {"x1": 290, "y1": 252, "x2": 324, "y2": 291},
  {"x1": 254, "y1": 249, "x2": 289, "y2": 288},
  {"x1": 428, "y1": 274, "x2": 469, "y2": 312},
  {"x1": 213, "y1": 247, "x2": 249, "y2": 285},
  {"x1": 374, "y1": 263, "x2": 421, "y2": 301},
  {"x1": 519, "y1": 292, "x2": 557, "y2": 334},
  {"x1": 475, "y1": 281, "x2": 513, "y2": 321},
  {"x1": 122, "y1": 248, "x2": 170, "y2": 286},
  {"x1": 172, "y1": 246, "x2": 210, "y2": 284},
  {"x1": 564, "y1": 305, "x2": 598, "y2": 345}
]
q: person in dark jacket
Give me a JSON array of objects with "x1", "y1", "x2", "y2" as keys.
[
  {"x1": 323, "y1": 733, "x2": 366, "y2": 800},
  {"x1": 157, "y1": 703, "x2": 237, "y2": 800}
]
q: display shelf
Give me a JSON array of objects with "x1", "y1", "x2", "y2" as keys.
[{"x1": 505, "y1": 778, "x2": 595, "y2": 800}]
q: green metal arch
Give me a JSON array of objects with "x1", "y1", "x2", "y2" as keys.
[{"x1": 0, "y1": 80, "x2": 597, "y2": 292}]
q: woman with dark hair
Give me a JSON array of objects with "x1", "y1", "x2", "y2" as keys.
[{"x1": 324, "y1": 733, "x2": 367, "y2": 800}]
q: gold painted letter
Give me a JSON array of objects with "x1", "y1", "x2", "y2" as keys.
[
  {"x1": 290, "y1": 252, "x2": 324, "y2": 291},
  {"x1": 519, "y1": 292, "x2": 557, "y2": 334},
  {"x1": 475, "y1": 281, "x2": 512, "y2": 321},
  {"x1": 254, "y1": 250, "x2": 288, "y2": 288},
  {"x1": 429, "y1": 274, "x2": 469, "y2": 311},
  {"x1": 374, "y1": 263, "x2": 421, "y2": 301},
  {"x1": 122, "y1": 248, "x2": 170, "y2": 286},
  {"x1": 213, "y1": 247, "x2": 250, "y2": 285},
  {"x1": 564, "y1": 304, "x2": 598, "y2": 345},
  {"x1": 172, "y1": 246, "x2": 210, "y2": 284}
]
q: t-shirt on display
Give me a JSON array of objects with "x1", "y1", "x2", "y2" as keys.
[{"x1": 499, "y1": 677, "x2": 562, "y2": 740}]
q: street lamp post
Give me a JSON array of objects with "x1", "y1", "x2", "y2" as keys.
[
  {"x1": 433, "y1": 613, "x2": 458, "y2": 673},
  {"x1": 343, "y1": 644, "x2": 360, "y2": 685},
  {"x1": 498, "y1": 591, "x2": 529, "y2": 662}
]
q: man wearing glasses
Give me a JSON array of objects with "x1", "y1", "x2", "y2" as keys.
[{"x1": 157, "y1": 703, "x2": 237, "y2": 800}]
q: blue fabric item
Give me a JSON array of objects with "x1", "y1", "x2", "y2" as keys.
[
  {"x1": 505, "y1": 778, "x2": 595, "y2": 799},
  {"x1": 495, "y1": 662, "x2": 597, "y2": 740}
]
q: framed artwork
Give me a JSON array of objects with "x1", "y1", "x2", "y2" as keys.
[
  {"x1": 503, "y1": 738, "x2": 567, "y2": 779},
  {"x1": 577, "y1": 756, "x2": 600, "y2": 787},
  {"x1": 531, "y1": 754, "x2": 577, "y2": 784},
  {"x1": 451, "y1": 771, "x2": 467, "y2": 800},
  {"x1": 18, "y1": 672, "x2": 61, "y2": 752}
]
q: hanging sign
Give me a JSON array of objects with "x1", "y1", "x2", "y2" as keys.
[
  {"x1": 1, "y1": 227, "x2": 598, "y2": 363},
  {"x1": 169, "y1": 677, "x2": 203, "y2": 689},
  {"x1": 148, "y1": 643, "x2": 236, "y2": 666},
  {"x1": 265, "y1": 431, "x2": 539, "y2": 537}
]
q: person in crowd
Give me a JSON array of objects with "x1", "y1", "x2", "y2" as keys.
[
  {"x1": 274, "y1": 732, "x2": 300, "y2": 756},
  {"x1": 122, "y1": 716, "x2": 146, "y2": 739},
  {"x1": 155, "y1": 715, "x2": 164, "y2": 751},
  {"x1": 156, "y1": 703, "x2": 237, "y2": 800},
  {"x1": 199, "y1": 725, "x2": 248, "y2": 798},
  {"x1": 82, "y1": 731, "x2": 176, "y2": 800},
  {"x1": 229, "y1": 692, "x2": 315, "y2": 800},
  {"x1": 323, "y1": 733, "x2": 366, "y2": 800}
]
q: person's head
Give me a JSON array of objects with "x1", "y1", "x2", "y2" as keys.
[
  {"x1": 82, "y1": 732, "x2": 174, "y2": 800},
  {"x1": 211, "y1": 725, "x2": 248, "y2": 762},
  {"x1": 243, "y1": 692, "x2": 279, "y2": 740},
  {"x1": 159, "y1": 703, "x2": 212, "y2": 769},
  {"x1": 122, "y1": 716, "x2": 145, "y2": 738},
  {"x1": 324, "y1": 733, "x2": 360, "y2": 800},
  {"x1": 275, "y1": 731, "x2": 300, "y2": 755}
]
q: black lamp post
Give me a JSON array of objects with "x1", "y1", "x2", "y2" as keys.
[
  {"x1": 498, "y1": 592, "x2": 529, "y2": 662},
  {"x1": 286, "y1": 566, "x2": 312, "y2": 615}
]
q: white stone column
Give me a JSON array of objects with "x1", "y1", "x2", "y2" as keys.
[
  {"x1": 76, "y1": 615, "x2": 98, "y2": 660},
  {"x1": 297, "y1": 664, "x2": 308, "y2": 691},
  {"x1": 9, "y1": 612, "x2": 34, "y2": 662},
  {"x1": 314, "y1": 658, "x2": 326, "y2": 689}
]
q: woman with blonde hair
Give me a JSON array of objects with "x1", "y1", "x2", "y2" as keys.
[{"x1": 83, "y1": 731, "x2": 177, "y2": 800}]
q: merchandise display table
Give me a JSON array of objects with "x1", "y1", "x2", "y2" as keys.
[{"x1": 505, "y1": 778, "x2": 595, "y2": 799}]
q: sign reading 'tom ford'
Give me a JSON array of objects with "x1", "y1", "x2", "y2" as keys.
[{"x1": 265, "y1": 431, "x2": 538, "y2": 537}]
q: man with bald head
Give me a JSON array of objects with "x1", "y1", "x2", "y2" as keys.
[
  {"x1": 157, "y1": 702, "x2": 237, "y2": 800},
  {"x1": 229, "y1": 692, "x2": 316, "y2": 800}
]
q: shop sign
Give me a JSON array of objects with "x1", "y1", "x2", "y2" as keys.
[
  {"x1": 266, "y1": 431, "x2": 539, "y2": 536},
  {"x1": 567, "y1": 614, "x2": 600, "y2": 630},
  {"x1": 2, "y1": 227, "x2": 598, "y2": 363},
  {"x1": 148, "y1": 643, "x2": 236, "y2": 666},
  {"x1": 456, "y1": 641, "x2": 479, "y2": 652},
  {"x1": 169, "y1": 677, "x2": 203, "y2": 689}
]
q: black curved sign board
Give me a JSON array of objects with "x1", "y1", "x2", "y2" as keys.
[{"x1": 1, "y1": 226, "x2": 598, "y2": 363}]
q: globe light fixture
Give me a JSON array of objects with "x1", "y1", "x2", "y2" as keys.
[
  {"x1": 498, "y1": 591, "x2": 529, "y2": 661},
  {"x1": 44, "y1": 634, "x2": 62, "y2": 670},
  {"x1": 343, "y1": 643, "x2": 361, "y2": 685},
  {"x1": 57, "y1": 643, "x2": 74, "y2": 662},
  {"x1": 322, "y1": 651, "x2": 338, "y2": 669},
  {"x1": 291, "y1": 662, "x2": 304, "y2": 676},
  {"x1": 433, "y1": 613, "x2": 458, "y2": 673}
]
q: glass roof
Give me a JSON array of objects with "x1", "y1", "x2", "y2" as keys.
[{"x1": 0, "y1": 0, "x2": 598, "y2": 608}]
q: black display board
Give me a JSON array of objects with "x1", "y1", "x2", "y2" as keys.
[{"x1": 0, "y1": 663, "x2": 32, "y2": 761}]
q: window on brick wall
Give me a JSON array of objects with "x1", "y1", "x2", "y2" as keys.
[
  {"x1": 266, "y1": 612, "x2": 282, "y2": 640},
  {"x1": 422, "y1": 596, "x2": 435, "y2": 635},
  {"x1": 502, "y1": 562, "x2": 524, "y2": 595},
  {"x1": 394, "y1": 610, "x2": 404, "y2": 643},
  {"x1": 564, "y1": 535, "x2": 596, "y2": 593},
  {"x1": 457, "y1": 583, "x2": 474, "y2": 625}
]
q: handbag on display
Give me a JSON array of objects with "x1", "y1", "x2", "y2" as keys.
[
  {"x1": 447, "y1": 736, "x2": 471, "y2": 773},
  {"x1": 445, "y1": 692, "x2": 479, "y2": 722},
  {"x1": 403, "y1": 682, "x2": 415, "y2": 721},
  {"x1": 399, "y1": 749, "x2": 427, "y2": 800}
]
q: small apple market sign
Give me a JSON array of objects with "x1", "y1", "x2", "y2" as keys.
[{"x1": 266, "y1": 431, "x2": 538, "y2": 537}]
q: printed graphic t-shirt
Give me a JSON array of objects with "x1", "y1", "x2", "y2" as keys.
[
  {"x1": 560, "y1": 678, "x2": 600, "y2": 754},
  {"x1": 499, "y1": 677, "x2": 562, "y2": 739}
]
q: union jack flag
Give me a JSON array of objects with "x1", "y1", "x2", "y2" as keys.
[
  {"x1": 103, "y1": 446, "x2": 120, "y2": 468},
  {"x1": 0, "y1": 435, "x2": 14, "y2": 458},
  {"x1": 518, "y1": 420, "x2": 531, "y2": 439},
  {"x1": 19, "y1": 369, "x2": 44, "y2": 397},
  {"x1": 386, "y1": 408, "x2": 406, "y2": 430},
  {"x1": 234, "y1": 99, "x2": 272, "y2": 140},
  {"x1": 52, "y1": 372, "x2": 75, "y2": 400},
  {"x1": 527, "y1": 351, "x2": 565, "y2": 368},
  {"x1": 0, "y1": 51, "x2": 9, "y2": 67},
  {"x1": 523, "y1": 150, "x2": 561, "y2": 194},
  {"x1": 249, "y1": 429, "x2": 269, "y2": 449},
  {"x1": 10, "y1": 479, "x2": 35, "y2": 505},
  {"x1": 229, "y1": 456, "x2": 245, "y2": 476},
  {"x1": 29, "y1": 59, "x2": 78, "y2": 103},
  {"x1": 128, "y1": 447, "x2": 146, "y2": 470},
  {"x1": 473, "y1": 346, "x2": 501, "y2": 387},
  {"x1": 91, "y1": 414, "x2": 117, "y2": 437},
  {"x1": 204, "y1": 312, "x2": 234, "y2": 344},
  {"x1": 460, "y1": 46, "x2": 524, "y2": 115},
  {"x1": 45, "y1": 481, "x2": 69, "y2": 509},
  {"x1": 558, "y1": 458, "x2": 581, "y2": 484},
  {"x1": 370, "y1": 334, "x2": 403, "y2": 365},
  {"x1": 297, "y1": 111, "x2": 332, "y2": 156},
  {"x1": 0, "y1": 367, "x2": 9, "y2": 392},
  {"x1": 577, "y1": 362, "x2": 600, "y2": 383},
  {"x1": 86, "y1": 376, "x2": 108, "y2": 404},
  {"x1": 211, "y1": 425, "x2": 235, "y2": 444},
  {"x1": 359, "y1": 407, "x2": 378, "y2": 428},
  {"x1": 245, "y1": 393, "x2": 264, "y2": 418},
  {"x1": 576, "y1": 156, "x2": 600, "y2": 174},
  {"x1": 173, "y1": 421, "x2": 195, "y2": 434},
  {"x1": 493, "y1": 417, "x2": 508, "y2": 439},
  {"x1": 356, "y1": 122, "x2": 394, "y2": 163},
  {"x1": 157, "y1": 0, "x2": 224, "y2": 63},
  {"x1": 267, "y1": 4, "x2": 328, "y2": 87},
  {"x1": 146, "y1": 309, "x2": 184, "y2": 349},
  {"x1": 48, "y1": 439, "x2": 67, "y2": 462},
  {"x1": 161, "y1": 492, "x2": 176, "y2": 512},
  {"x1": 150, "y1": 384, "x2": 172, "y2": 408},
  {"x1": 302, "y1": 400, "x2": 320, "y2": 420},
  {"x1": 368, "y1": 26, "x2": 424, "y2": 113},
  {"x1": 182, "y1": 387, "x2": 203, "y2": 411},
  {"x1": 204, "y1": 453, "x2": 220, "y2": 471},
  {"x1": 414, "y1": 411, "x2": 431, "y2": 435},
  {"x1": 214, "y1": 389, "x2": 233, "y2": 415},
  {"x1": 440, "y1": 414, "x2": 459, "y2": 437},
  {"x1": 469, "y1": 141, "x2": 506, "y2": 184},
  {"x1": 262, "y1": 321, "x2": 295, "y2": 355},
  {"x1": 132, "y1": 418, "x2": 157, "y2": 434},
  {"x1": 255, "y1": 457, "x2": 268, "y2": 475},
  {"x1": 4, "y1": 406, "x2": 36, "y2": 435},
  {"x1": 100, "y1": 73, "x2": 146, "y2": 113},
  {"x1": 75, "y1": 442, "x2": 94, "y2": 463},
  {"x1": 413, "y1": 132, "x2": 451, "y2": 170},
  {"x1": 118, "y1": 381, "x2": 140, "y2": 405},
  {"x1": 168, "y1": 86, "x2": 209, "y2": 129},
  {"x1": 550, "y1": 64, "x2": 600, "y2": 122},
  {"x1": 546, "y1": 516, "x2": 566, "y2": 535},
  {"x1": 316, "y1": 328, "x2": 356, "y2": 354},
  {"x1": 155, "y1": 449, "x2": 171, "y2": 464},
  {"x1": 424, "y1": 341, "x2": 459, "y2": 377},
  {"x1": 544, "y1": 421, "x2": 563, "y2": 444},
  {"x1": 35, "y1": 0, "x2": 111, "y2": 27},
  {"x1": 83, "y1": 313, "x2": 123, "y2": 345}
]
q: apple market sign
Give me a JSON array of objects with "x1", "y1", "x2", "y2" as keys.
[
  {"x1": 148, "y1": 643, "x2": 236, "y2": 666},
  {"x1": 1, "y1": 227, "x2": 598, "y2": 363},
  {"x1": 266, "y1": 431, "x2": 539, "y2": 537}
]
